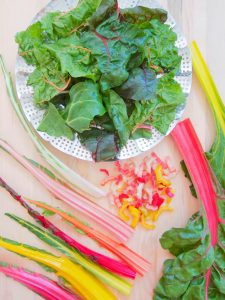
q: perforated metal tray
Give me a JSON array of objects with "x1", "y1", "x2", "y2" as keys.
[{"x1": 15, "y1": 0, "x2": 192, "y2": 161}]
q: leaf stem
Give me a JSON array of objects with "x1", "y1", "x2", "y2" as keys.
[{"x1": 43, "y1": 77, "x2": 72, "y2": 92}]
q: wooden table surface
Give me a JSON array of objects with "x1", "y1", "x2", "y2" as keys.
[{"x1": 0, "y1": 0, "x2": 225, "y2": 299}]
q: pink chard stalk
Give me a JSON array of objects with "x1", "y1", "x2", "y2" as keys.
[{"x1": 0, "y1": 262, "x2": 78, "y2": 300}]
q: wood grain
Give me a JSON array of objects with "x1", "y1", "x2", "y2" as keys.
[{"x1": 0, "y1": 0, "x2": 224, "y2": 299}]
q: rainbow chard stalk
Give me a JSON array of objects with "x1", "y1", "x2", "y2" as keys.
[
  {"x1": 5, "y1": 213, "x2": 132, "y2": 296},
  {"x1": 0, "y1": 55, "x2": 106, "y2": 200},
  {"x1": 154, "y1": 119, "x2": 225, "y2": 300},
  {"x1": 191, "y1": 41, "x2": 225, "y2": 190},
  {"x1": 29, "y1": 200, "x2": 151, "y2": 276},
  {"x1": 0, "y1": 178, "x2": 150, "y2": 278},
  {"x1": 0, "y1": 139, "x2": 133, "y2": 243},
  {"x1": 0, "y1": 237, "x2": 116, "y2": 300},
  {"x1": 0, "y1": 262, "x2": 78, "y2": 300},
  {"x1": 0, "y1": 177, "x2": 136, "y2": 279}
]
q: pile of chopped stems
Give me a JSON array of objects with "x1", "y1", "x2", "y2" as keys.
[
  {"x1": 0, "y1": 262, "x2": 78, "y2": 300},
  {"x1": 100, "y1": 154, "x2": 176, "y2": 230},
  {"x1": 0, "y1": 139, "x2": 133, "y2": 243},
  {"x1": 0, "y1": 55, "x2": 105, "y2": 200}
]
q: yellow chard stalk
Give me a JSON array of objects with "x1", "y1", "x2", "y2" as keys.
[
  {"x1": 191, "y1": 41, "x2": 225, "y2": 134},
  {"x1": 191, "y1": 41, "x2": 225, "y2": 189},
  {"x1": 0, "y1": 237, "x2": 116, "y2": 300}
]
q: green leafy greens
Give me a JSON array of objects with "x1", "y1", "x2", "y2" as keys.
[
  {"x1": 154, "y1": 213, "x2": 225, "y2": 300},
  {"x1": 16, "y1": 0, "x2": 185, "y2": 161}
]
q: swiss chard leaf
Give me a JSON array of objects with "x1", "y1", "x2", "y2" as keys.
[
  {"x1": 38, "y1": 103, "x2": 74, "y2": 140},
  {"x1": 154, "y1": 259, "x2": 190, "y2": 298},
  {"x1": 15, "y1": 22, "x2": 43, "y2": 65},
  {"x1": 40, "y1": 12, "x2": 61, "y2": 39},
  {"x1": 154, "y1": 217, "x2": 214, "y2": 299},
  {"x1": 116, "y1": 67, "x2": 158, "y2": 101},
  {"x1": 127, "y1": 72, "x2": 185, "y2": 135},
  {"x1": 94, "y1": 113, "x2": 115, "y2": 132},
  {"x1": 211, "y1": 267, "x2": 225, "y2": 295},
  {"x1": 156, "y1": 72, "x2": 185, "y2": 105},
  {"x1": 121, "y1": 6, "x2": 168, "y2": 24},
  {"x1": 66, "y1": 80, "x2": 106, "y2": 133},
  {"x1": 131, "y1": 128, "x2": 152, "y2": 140},
  {"x1": 96, "y1": 14, "x2": 152, "y2": 49},
  {"x1": 27, "y1": 61, "x2": 70, "y2": 106},
  {"x1": 128, "y1": 101, "x2": 155, "y2": 130},
  {"x1": 51, "y1": 0, "x2": 103, "y2": 37},
  {"x1": 81, "y1": 31, "x2": 134, "y2": 90},
  {"x1": 160, "y1": 213, "x2": 204, "y2": 256},
  {"x1": 182, "y1": 277, "x2": 205, "y2": 300},
  {"x1": 148, "y1": 73, "x2": 185, "y2": 134},
  {"x1": 146, "y1": 20, "x2": 182, "y2": 72},
  {"x1": 103, "y1": 90, "x2": 130, "y2": 145},
  {"x1": 88, "y1": 0, "x2": 117, "y2": 28},
  {"x1": 207, "y1": 124, "x2": 225, "y2": 190},
  {"x1": 148, "y1": 104, "x2": 177, "y2": 135},
  {"x1": 154, "y1": 208, "x2": 225, "y2": 299},
  {"x1": 79, "y1": 128, "x2": 118, "y2": 162},
  {"x1": 45, "y1": 33, "x2": 100, "y2": 81},
  {"x1": 164, "y1": 235, "x2": 214, "y2": 282},
  {"x1": 127, "y1": 52, "x2": 145, "y2": 70}
]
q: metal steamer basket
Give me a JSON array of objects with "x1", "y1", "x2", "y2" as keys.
[{"x1": 15, "y1": 0, "x2": 192, "y2": 161}]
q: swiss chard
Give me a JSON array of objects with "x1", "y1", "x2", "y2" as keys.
[
  {"x1": 6, "y1": 214, "x2": 132, "y2": 296},
  {"x1": 66, "y1": 80, "x2": 106, "y2": 133},
  {"x1": 103, "y1": 90, "x2": 129, "y2": 145},
  {"x1": 154, "y1": 119, "x2": 225, "y2": 300},
  {"x1": 81, "y1": 31, "x2": 134, "y2": 90},
  {"x1": 88, "y1": 0, "x2": 117, "y2": 28},
  {"x1": 0, "y1": 262, "x2": 78, "y2": 300},
  {"x1": 80, "y1": 128, "x2": 118, "y2": 161},
  {"x1": 121, "y1": 6, "x2": 167, "y2": 24},
  {"x1": 155, "y1": 42, "x2": 225, "y2": 300},
  {"x1": 45, "y1": 33, "x2": 100, "y2": 81},
  {"x1": 191, "y1": 41, "x2": 225, "y2": 190},
  {"x1": 15, "y1": 22, "x2": 43, "y2": 65},
  {"x1": 16, "y1": 0, "x2": 184, "y2": 161},
  {"x1": 29, "y1": 200, "x2": 151, "y2": 276},
  {"x1": 38, "y1": 103, "x2": 74, "y2": 140},
  {"x1": 145, "y1": 20, "x2": 182, "y2": 72},
  {"x1": 50, "y1": 0, "x2": 103, "y2": 37},
  {"x1": 0, "y1": 177, "x2": 135, "y2": 279},
  {"x1": 0, "y1": 237, "x2": 116, "y2": 300},
  {"x1": 127, "y1": 72, "x2": 185, "y2": 135},
  {"x1": 0, "y1": 140, "x2": 134, "y2": 242},
  {"x1": 116, "y1": 67, "x2": 158, "y2": 101},
  {"x1": 27, "y1": 61, "x2": 71, "y2": 106}
]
